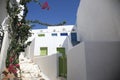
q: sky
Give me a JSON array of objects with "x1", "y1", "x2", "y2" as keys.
[{"x1": 26, "y1": 0, "x2": 80, "y2": 29}]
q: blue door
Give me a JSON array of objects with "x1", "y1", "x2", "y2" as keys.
[{"x1": 71, "y1": 33, "x2": 77, "y2": 46}]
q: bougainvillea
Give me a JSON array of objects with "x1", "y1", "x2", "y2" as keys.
[
  {"x1": 5, "y1": 0, "x2": 66, "y2": 78},
  {"x1": 41, "y1": 1, "x2": 50, "y2": 10}
]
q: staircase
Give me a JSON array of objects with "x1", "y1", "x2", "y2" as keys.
[{"x1": 18, "y1": 53, "x2": 50, "y2": 80}]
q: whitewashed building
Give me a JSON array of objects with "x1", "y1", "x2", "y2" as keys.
[
  {"x1": 24, "y1": 25, "x2": 80, "y2": 80},
  {"x1": 25, "y1": 25, "x2": 80, "y2": 57},
  {"x1": 67, "y1": 0, "x2": 120, "y2": 80}
]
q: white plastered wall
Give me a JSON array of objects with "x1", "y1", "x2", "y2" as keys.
[{"x1": 77, "y1": 0, "x2": 120, "y2": 41}]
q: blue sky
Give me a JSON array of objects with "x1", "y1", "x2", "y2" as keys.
[{"x1": 26, "y1": 0, "x2": 80, "y2": 29}]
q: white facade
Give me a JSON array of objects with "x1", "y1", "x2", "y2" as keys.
[
  {"x1": 26, "y1": 25, "x2": 80, "y2": 56},
  {"x1": 77, "y1": 0, "x2": 120, "y2": 41},
  {"x1": 24, "y1": 25, "x2": 80, "y2": 80},
  {"x1": 0, "y1": 0, "x2": 8, "y2": 78},
  {"x1": 67, "y1": 0, "x2": 120, "y2": 80}
]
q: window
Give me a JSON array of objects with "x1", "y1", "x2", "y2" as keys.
[
  {"x1": 51, "y1": 33, "x2": 57, "y2": 36},
  {"x1": 71, "y1": 33, "x2": 80, "y2": 46},
  {"x1": 60, "y1": 33, "x2": 68, "y2": 36},
  {"x1": 38, "y1": 34, "x2": 45, "y2": 37},
  {"x1": 40, "y1": 47, "x2": 48, "y2": 56},
  {"x1": 71, "y1": 33, "x2": 77, "y2": 42}
]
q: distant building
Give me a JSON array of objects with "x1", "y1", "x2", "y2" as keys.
[
  {"x1": 25, "y1": 25, "x2": 80, "y2": 57},
  {"x1": 24, "y1": 25, "x2": 80, "y2": 79}
]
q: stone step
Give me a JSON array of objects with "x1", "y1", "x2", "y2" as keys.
[
  {"x1": 19, "y1": 57, "x2": 46, "y2": 80},
  {"x1": 2, "y1": 53, "x2": 49, "y2": 80}
]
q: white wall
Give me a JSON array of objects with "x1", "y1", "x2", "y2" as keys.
[
  {"x1": 0, "y1": 32, "x2": 9, "y2": 79},
  {"x1": 33, "y1": 54, "x2": 60, "y2": 80},
  {"x1": 77, "y1": 0, "x2": 120, "y2": 41},
  {"x1": 0, "y1": 0, "x2": 8, "y2": 78},
  {"x1": 0, "y1": 0, "x2": 7, "y2": 25},
  {"x1": 67, "y1": 42, "x2": 87, "y2": 80},
  {"x1": 67, "y1": 41, "x2": 120, "y2": 80},
  {"x1": 85, "y1": 42, "x2": 120, "y2": 80},
  {"x1": 25, "y1": 45, "x2": 30, "y2": 58},
  {"x1": 31, "y1": 25, "x2": 78, "y2": 56},
  {"x1": 25, "y1": 38, "x2": 35, "y2": 59},
  {"x1": 34, "y1": 34, "x2": 70, "y2": 56},
  {"x1": 70, "y1": 0, "x2": 120, "y2": 80}
]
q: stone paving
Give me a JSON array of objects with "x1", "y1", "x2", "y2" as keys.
[
  {"x1": 19, "y1": 53, "x2": 50, "y2": 80},
  {"x1": 1, "y1": 53, "x2": 50, "y2": 80}
]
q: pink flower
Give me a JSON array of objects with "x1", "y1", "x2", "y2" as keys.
[
  {"x1": 41, "y1": 2, "x2": 50, "y2": 10},
  {"x1": 8, "y1": 64, "x2": 17, "y2": 74}
]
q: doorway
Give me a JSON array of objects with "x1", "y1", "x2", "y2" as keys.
[{"x1": 57, "y1": 47, "x2": 67, "y2": 78}]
